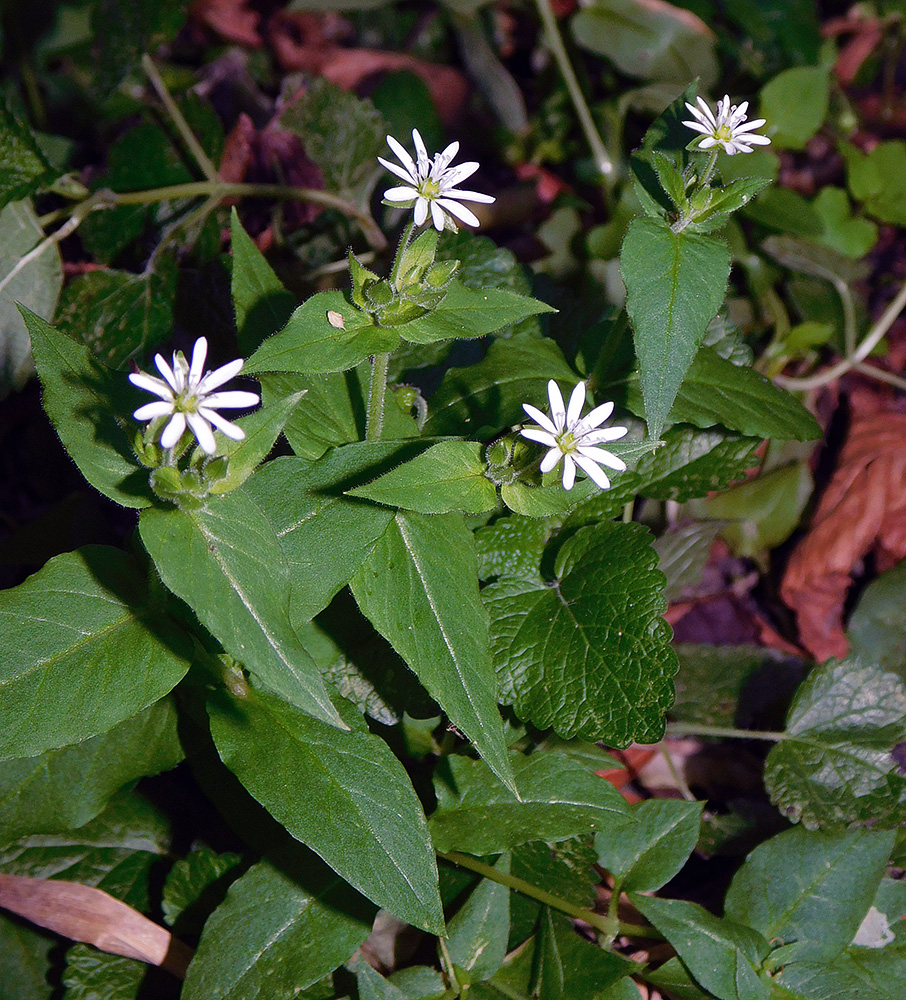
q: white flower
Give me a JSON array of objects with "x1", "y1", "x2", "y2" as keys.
[
  {"x1": 682, "y1": 95, "x2": 771, "y2": 155},
  {"x1": 129, "y1": 337, "x2": 259, "y2": 455},
  {"x1": 379, "y1": 128, "x2": 495, "y2": 231},
  {"x1": 521, "y1": 380, "x2": 628, "y2": 491}
]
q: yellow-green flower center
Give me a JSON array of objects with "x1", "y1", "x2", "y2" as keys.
[
  {"x1": 419, "y1": 178, "x2": 441, "y2": 200},
  {"x1": 558, "y1": 430, "x2": 578, "y2": 454},
  {"x1": 715, "y1": 124, "x2": 733, "y2": 142}
]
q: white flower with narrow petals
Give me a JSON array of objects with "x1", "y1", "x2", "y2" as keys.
[
  {"x1": 521, "y1": 380, "x2": 628, "y2": 491},
  {"x1": 682, "y1": 95, "x2": 771, "y2": 155},
  {"x1": 379, "y1": 128, "x2": 495, "y2": 231},
  {"x1": 129, "y1": 337, "x2": 259, "y2": 455}
]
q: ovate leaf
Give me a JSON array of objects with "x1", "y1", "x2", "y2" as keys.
[
  {"x1": 536, "y1": 910, "x2": 638, "y2": 1000},
  {"x1": 621, "y1": 216, "x2": 730, "y2": 441},
  {"x1": 139, "y1": 489, "x2": 343, "y2": 729},
  {"x1": 351, "y1": 511, "x2": 515, "y2": 793},
  {"x1": 764, "y1": 659, "x2": 906, "y2": 829},
  {"x1": 62, "y1": 947, "x2": 145, "y2": 1000},
  {"x1": 445, "y1": 854, "x2": 510, "y2": 982},
  {"x1": 0, "y1": 107, "x2": 58, "y2": 208},
  {"x1": 0, "y1": 547, "x2": 191, "y2": 761},
  {"x1": 207, "y1": 690, "x2": 443, "y2": 933},
  {"x1": 484, "y1": 522, "x2": 676, "y2": 746},
  {"x1": 161, "y1": 846, "x2": 241, "y2": 931},
  {"x1": 182, "y1": 854, "x2": 374, "y2": 1000}
]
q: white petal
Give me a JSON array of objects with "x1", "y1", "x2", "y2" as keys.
[
  {"x1": 696, "y1": 96, "x2": 717, "y2": 126},
  {"x1": 579, "y1": 400, "x2": 615, "y2": 429},
  {"x1": 566, "y1": 381, "x2": 587, "y2": 427},
  {"x1": 561, "y1": 455, "x2": 576, "y2": 490},
  {"x1": 414, "y1": 197, "x2": 429, "y2": 226},
  {"x1": 522, "y1": 403, "x2": 559, "y2": 435},
  {"x1": 129, "y1": 371, "x2": 173, "y2": 399},
  {"x1": 573, "y1": 453, "x2": 611, "y2": 489},
  {"x1": 188, "y1": 337, "x2": 208, "y2": 387},
  {"x1": 154, "y1": 353, "x2": 181, "y2": 392},
  {"x1": 540, "y1": 448, "x2": 562, "y2": 474},
  {"x1": 698, "y1": 136, "x2": 719, "y2": 149},
  {"x1": 739, "y1": 133, "x2": 771, "y2": 146},
  {"x1": 432, "y1": 140, "x2": 460, "y2": 177},
  {"x1": 134, "y1": 400, "x2": 175, "y2": 420},
  {"x1": 682, "y1": 120, "x2": 713, "y2": 136},
  {"x1": 430, "y1": 200, "x2": 446, "y2": 231},
  {"x1": 186, "y1": 412, "x2": 217, "y2": 454},
  {"x1": 582, "y1": 425, "x2": 629, "y2": 445},
  {"x1": 197, "y1": 358, "x2": 244, "y2": 394},
  {"x1": 412, "y1": 129, "x2": 431, "y2": 176},
  {"x1": 578, "y1": 445, "x2": 626, "y2": 471},
  {"x1": 443, "y1": 188, "x2": 496, "y2": 204},
  {"x1": 384, "y1": 185, "x2": 420, "y2": 202},
  {"x1": 378, "y1": 158, "x2": 418, "y2": 185},
  {"x1": 736, "y1": 117, "x2": 766, "y2": 130},
  {"x1": 200, "y1": 407, "x2": 246, "y2": 440},
  {"x1": 547, "y1": 380, "x2": 566, "y2": 430},
  {"x1": 203, "y1": 389, "x2": 259, "y2": 409},
  {"x1": 436, "y1": 198, "x2": 479, "y2": 227},
  {"x1": 386, "y1": 135, "x2": 416, "y2": 177},
  {"x1": 441, "y1": 161, "x2": 479, "y2": 187},
  {"x1": 160, "y1": 412, "x2": 186, "y2": 449},
  {"x1": 521, "y1": 427, "x2": 558, "y2": 447}
]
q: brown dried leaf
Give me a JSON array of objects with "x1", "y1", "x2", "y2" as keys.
[
  {"x1": 191, "y1": 0, "x2": 262, "y2": 47},
  {"x1": 781, "y1": 411, "x2": 906, "y2": 661},
  {"x1": 0, "y1": 874, "x2": 193, "y2": 978}
]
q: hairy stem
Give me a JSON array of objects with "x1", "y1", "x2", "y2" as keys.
[{"x1": 366, "y1": 352, "x2": 390, "y2": 441}]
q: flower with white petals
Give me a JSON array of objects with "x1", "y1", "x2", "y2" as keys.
[
  {"x1": 129, "y1": 337, "x2": 259, "y2": 455},
  {"x1": 682, "y1": 95, "x2": 771, "y2": 155},
  {"x1": 521, "y1": 380, "x2": 628, "y2": 491},
  {"x1": 379, "y1": 128, "x2": 495, "y2": 231}
]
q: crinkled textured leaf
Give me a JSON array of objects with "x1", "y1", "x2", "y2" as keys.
[
  {"x1": 161, "y1": 846, "x2": 242, "y2": 931},
  {"x1": 423, "y1": 335, "x2": 576, "y2": 437},
  {"x1": 348, "y1": 441, "x2": 497, "y2": 514},
  {"x1": 23, "y1": 309, "x2": 153, "y2": 508},
  {"x1": 62, "y1": 947, "x2": 145, "y2": 1000},
  {"x1": 182, "y1": 854, "x2": 374, "y2": 1000},
  {"x1": 594, "y1": 798, "x2": 703, "y2": 892},
  {"x1": 671, "y1": 645, "x2": 778, "y2": 727},
  {"x1": 280, "y1": 78, "x2": 385, "y2": 204},
  {"x1": 724, "y1": 826, "x2": 896, "y2": 965},
  {"x1": 631, "y1": 894, "x2": 770, "y2": 1000},
  {"x1": 0, "y1": 699, "x2": 182, "y2": 845},
  {"x1": 764, "y1": 659, "x2": 906, "y2": 829},
  {"x1": 0, "y1": 547, "x2": 191, "y2": 761},
  {"x1": 230, "y1": 208, "x2": 296, "y2": 355},
  {"x1": 445, "y1": 854, "x2": 510, "y2": 981},
  {"x1": 245, "y1": 291, "x2": 400, "y2": 375},
  {"x1": 396, "y1": 282, "x2": 554, "y2": 346},
  {"x1": 429, "y1": 753, "x2": 629, "y2": 855},
  {"x1": 91, "y1": 0, "x2": 186, "y2": 94},
  {"x1": 54, "y1": 260, "x2": 177, "y2": 369},
  {"x1": 351, "y1": 510, "x2": 515, "y2": 793},
  {"x1": 621, "y1": 216, "x2": 730, "y2": 441},
  {"x1": 484, "y1": 522, "x2": 676, "y2": 745},
  {"x1": 655, "y1": 522, "x2": 724, "y2": 602},
  {"x1": 536, "y1": 911, "x2": 638, "y2": 1000},
  {"x1": 0, "y1": 201, "x2": 62, "y2": 398},
  {"x1": 207, "y1": 691, "x2": 443, "y2": 933},
  {"x1": 848, "y1": 558, "x2": 906, "y2": 679},
  {"x1": 475, "y1": 516, "x2": 549, "y2": 583},
  {"x1": 0, "y1": 105, "x2": 57, "y2": 208},
  {"x1": 139, "y1": 490, "x2": 343, "y2": 729}
]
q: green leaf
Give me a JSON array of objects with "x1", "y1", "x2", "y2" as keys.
[
  {"x1": 91, "y1": 0, "x2": 186, "y2": 95},
  {"x1": 423, "y1": 335, "x2": 576, "y2": 437},
  {"x1": 23, "y1": 309, "x2": 153, "y2": 508},
  {"x1": 182, "y1": 854, "x2": 375, "y2": 1000},
  {"x1": 724, "y1": 826, "x2": 896, "y2": 965},
  {"x1": 0, "y1": 202, "x2": 62, "y2": 398},
  {"x1": 54, "y1": 259, "x2": 177, "y2": 369},
  {"x1": 631, "y1": 895, "x2": 770, "y2": 1000},
  {"x1": 244, "y1": 446, "x2": 401, "y2": 627},
  {"x1": 657, "y1": 346, "x2": 822, "y2": 441},
  {"x1": 245, "y1": 291, "x2": 400, "y2": 376},
  {"x1": 594, "y1": 798, "x2": 703, "y2": 892},
  {"x1": 0, "y1": 698, "x2": 182, "y2": 845},
  {"x1": 847, "y1": 557, "x2": 906, "y2": 680},
  {"x1": 842, "y1": 140, "x2": 906, "y2": 228},
  {"x1": 356, "y1": 961, "x2": 411, "y2": 1000},
  {"x1": 571, "y1": 0, "x2": 718, "y2": 87},
  {"x1": 206, "y1": 690, "x2": 443, "y2": 933},
  {"x1": 351, "y1": 510, "x2": 515, "y2": 793},
  {"x1": 759, "y1": 67, "x2": 830, "y2": 151},
  {"x1": 429, "y1": 753, "x2": 629, "y2": 855},
  {"x1": 348, "y1": 441, "x2": 497, "y2": 514},
  {"x1": 536, "y1": 911, "x2": 637, "y2": 1000},
  {"x1": 484, "y1": 522, "x2": 676, "y2": 746},
  {"x1": 0, "y1": 547, "x2": 191, "y2": 761},
  {"x1": 139, "y1": 489, "x2": 343, "y2": 729},
  {"x1": 280, "y1": 78, "x2": 385, "y2": 204},
  {"x1": 774, "y1": 949, "x2": 906, "y2": 1000},
  {"x1": 445, "y1": 854, "x2": 510, "y2": 982},
  {"x1": 396, "y1": 283, "x2": 555, "y2": 346},
  {"x1": 476, "y1": 516, "x2": 549, "y2": 583},
  {"x1": 0, "y1": 106, "x2": 58, "y2": 209},
  {"x1": 62, "y1": 947, "x2": 145, "y2": 1000},
  {"x1": 208, "y1": 391, "x2": 306, "y2": 495},
  {"x1": 259, "y1": 371, "x2": 359, "y2": 459},
  {"x1": 764, "y1": 659, "x2": 906, "y2": 829},
  {"x1": 230, "y1": 208, "x2": 297, "y2": 355},
  {"x1": 0, "y1": 913, "x2": 54, "y2": 1000},
  {"x1": 621, "y1": 216, "x2": 731, "y2": 441},
  {"x1": 811, "y1": 187, "x2": 878, "y2": 259},
  {"x1": 499, "y1": 479, "x2": 600, "y2": 518},
  {"x1": 655, "y1": 522, "x2": 724, "y2": 602},
  {"x1": 161, "y1": 846, "x2": 242, "y2": 931},
  {"x1": 670, "y1": 645, "x2": 777, "y2": 727}
]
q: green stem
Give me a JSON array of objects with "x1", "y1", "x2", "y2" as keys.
[
  {"x1": 366, "y1": 352, "x2": 390, "y2": 441},
  {"x1": 391, "y1": 221, "x2": 416, "y2": 285},
  {"x1": 533, "y1": 0, "x2": 615, "y2": 185},
  {"x1": 698, "y1": 148, "x2": 720, "y2": 189},
  {"x1": 438, "y1": 851, "x2": 662, "y2": 940},
  {"x1": 142, "y1": 53, "x2": 220, "y2": 183},
  {"x1": 666, "y1": 723, "x2": 786, "y2": 741}
]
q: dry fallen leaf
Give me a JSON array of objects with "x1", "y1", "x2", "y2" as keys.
[
  {"x1": 781, "y1": 410, "x2": 906, "y2": 661},
  {"x1": 0, "y1": 875, "x2": 193, "y2": 978},
  {"x1": 191, "y1": 0, "x2": 262, "y2": 47}
]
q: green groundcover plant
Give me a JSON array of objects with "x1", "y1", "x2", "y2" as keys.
[{"x1": 2, "y1": 7, "x2": 906, "y2": 999}]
